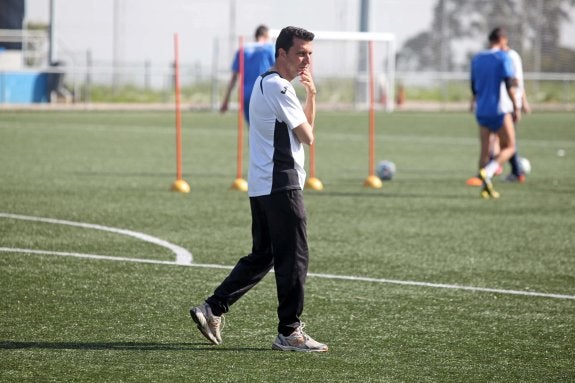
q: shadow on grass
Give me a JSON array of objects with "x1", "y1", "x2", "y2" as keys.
[{"x1": 0, "y1": 341, "x2": 268, "y2": 352}]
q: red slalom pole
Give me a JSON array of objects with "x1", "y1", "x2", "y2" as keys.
[
  {"x1": 309, "y1": 144, "x2": 316, "y2": 178},
  {"x1": 368, "y1": 40, "x2": 375, "y2": 176},
  {"x1": 231, "y1": 35, "x2": 248, "y2": 191},
  {"x1": 364, "y1": 40, "x2": 382, "y2": 189},
  {"x1": 171, "y1": 33, "x2": 190, "y2": 193},
  {"x1": 305, "y1": 59, "x2": 323, "y2": 191}
]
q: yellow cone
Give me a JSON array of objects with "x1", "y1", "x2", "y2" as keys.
[
  {"x1": 364, "y1": 175, "x2": 383, "y2": 189},
  {"x1": 305, "y1": 177, "x2": 324, "y2": 191},
  {"x1": 231, "y1": 178, "x2": 248, "y2": 192},
  {"x1": 171, "y1": 179, "x2": 190, "y2": 193}
]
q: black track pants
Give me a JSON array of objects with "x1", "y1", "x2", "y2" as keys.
[{"x1": 207, "y1": 189, "x2": 309, "y2": 336}]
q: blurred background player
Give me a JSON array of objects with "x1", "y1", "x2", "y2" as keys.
[
  {"x1": 220, "y1": 24, "x2": 275, "y2": 124},
  {"x1": 498, "y1": 36, "x2": 531, "y2": 182},
  {"x1": 467, "y1": 29, "x2": 531, "y2": 186},
  {"x1": 470, "y1": 27, "x2": 520, "y2": 198}
]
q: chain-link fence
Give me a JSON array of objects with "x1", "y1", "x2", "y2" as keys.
[{"x1": 2, "y1": 0, "x2": 575, "y2": 108}]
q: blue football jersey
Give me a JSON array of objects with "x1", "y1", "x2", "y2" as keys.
[
  {"x1": 471, "y1": 49, "x2": 515, "y2": 117},
  {"x1": 232, "y1": 42, "x2": 275, "y2": 100}
]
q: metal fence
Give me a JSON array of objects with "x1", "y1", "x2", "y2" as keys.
[
  {"x1": 2, "y1": 0, "x2": 575, "y2": 110},
  {"x1": 21, "y1": 62, "x2": 569, "y2": 110},
  {"x1": 2, "y1": 60, "x2": 574, "y2": 109}
]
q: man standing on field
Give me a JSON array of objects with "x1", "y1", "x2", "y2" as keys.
[{"x1": 190, "y1": 26, "x2": 328, "y2": 353}]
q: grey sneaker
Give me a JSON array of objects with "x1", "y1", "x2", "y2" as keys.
[
  {"x1": 272, "y1": 324, "x2": 328, "y2": 352},
  {"x1": 190, "y1": 302, "x2": 223, "y2": 345}
]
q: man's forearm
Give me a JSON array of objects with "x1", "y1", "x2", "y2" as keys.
[
  {"x1": 304, "y1": 93, "x2": 316, "y2": 128},
  {"x1": 223, "y1": 73, "x2": 238, "y2": 103}
]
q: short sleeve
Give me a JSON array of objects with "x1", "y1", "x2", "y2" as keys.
[
  {"x1": 266, "y1": 44, "x2": 275, "y2": 67},
  {"x1": 502, "y1": 52, "x2": 515, "y2": 79},
  {"x1": 264, "y1": 79, "x2": 307, "y2": 130}
]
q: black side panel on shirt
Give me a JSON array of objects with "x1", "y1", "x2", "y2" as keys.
[{"x1": 272, "y1": 120, "x2": 299, "y2": 193}]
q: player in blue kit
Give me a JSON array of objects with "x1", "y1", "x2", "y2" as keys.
[
  {"x1": 191, "y1": 26, "x2": 328, "y2": 352},
  {"x1": 220, "y1": 25, "x2": 275, "y2": 123},
  {"x1": 470, "y1": 27, "x2": 520, "y2": 199},
  {"x1": 499, "y1": 38, "x2": 531, "y2": 183}
]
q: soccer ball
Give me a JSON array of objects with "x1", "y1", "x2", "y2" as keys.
[
  {"x1": 376, "y1": 160, "x2": 396, "y2": 180},
  {"x1": 519, "y1": 157, "x2": 531, "y2": 175}
]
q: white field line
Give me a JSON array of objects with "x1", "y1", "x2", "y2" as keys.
[
  {"x1": 1, "y1": 246, "x2": 574, "y2": 301},
  {"x1": 0, "y1": 247, "x2": 182, "y2": 266},
  {"x1": 308, "y1": 272, "x2": 575, "y2": 301},
  {"x1": 0, "y1": 213, "x2": 192, "y2": 265}
]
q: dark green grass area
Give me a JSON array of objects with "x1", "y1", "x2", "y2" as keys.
[{"x1": 1, "y1": 110, "x2": 574, "y2": 382}]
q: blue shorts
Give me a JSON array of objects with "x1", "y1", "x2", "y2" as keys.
[{"x1": 476, "y1": 114, "x2": 504, "y2": 132}]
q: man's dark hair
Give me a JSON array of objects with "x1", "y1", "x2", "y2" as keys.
[
  {"x1": 275, "y1": 26, "x2": 314, "y2": 58},
  {"x1": 488, "y1": 27, "x2": 507, "y2": 44},
  {"x1": 255, "y1": 25, "x2": 269, "y2": 40}
]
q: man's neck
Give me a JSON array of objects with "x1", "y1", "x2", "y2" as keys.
[{"x1": 270, "y1": 65, "x2": 293, "y2": 82}]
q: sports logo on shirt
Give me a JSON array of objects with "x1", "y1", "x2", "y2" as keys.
[{"x1": 280, "y1": 86, "x2": 288, "y2": 94}]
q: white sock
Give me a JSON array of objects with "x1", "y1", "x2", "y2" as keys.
[{"x1": 484, "y1": 160, "x2": 500, "y2": 179}]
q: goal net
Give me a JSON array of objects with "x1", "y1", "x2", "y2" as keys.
[{"x1": 269, "y1": 29, "x2": 396, "y2": 111}]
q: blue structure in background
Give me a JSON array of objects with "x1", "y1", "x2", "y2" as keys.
[
  {"x1": 0, "y1": 0, "x2": 51, "y2": 103},
  {"x1": 0, "y1": 71, "x2": 49, "y2": 103}
]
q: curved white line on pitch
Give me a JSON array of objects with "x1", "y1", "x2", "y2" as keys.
[
  {"x1": 1, "y1": 247, "x2": 574, "y2": 301},
  {"x1": 0, "y1": 213, "x2": 192, "y2": 265}
]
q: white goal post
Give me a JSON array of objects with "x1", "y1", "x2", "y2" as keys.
[{"x1": 269, "y1": 29, "x2": 396, "y2": 111}]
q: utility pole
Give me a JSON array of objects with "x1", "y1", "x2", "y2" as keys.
[
  {"x1": 356, "y1": 0, "x2": 370, "y2": 106},
  {"x1": 113, "y1": 0, "x2": 120, "y2": 90},
  {"x1": 438, "y1": 0, "x2": 448, "y2": 102},
  {"x1": 229, "y1": 0, "x2": 236, "y2": 62},
  {"x1": 533, "y1": 0, "x2": 543, "y2": 95},
  {"x1": 48, "y1": 0, "x2": 54, "y2": 65}
]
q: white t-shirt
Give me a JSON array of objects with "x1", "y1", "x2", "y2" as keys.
[
  {"x1": 500, "y1": 49, "x2": 525, "y2": 113},
  {"x1": 247, "y1": 71, "x2": 308, "y2": 197}
]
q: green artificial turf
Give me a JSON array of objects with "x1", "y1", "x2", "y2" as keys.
[{"x1": 0, "y1": 110, "x2": 574, "y2": 382}]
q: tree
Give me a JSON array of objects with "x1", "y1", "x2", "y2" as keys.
[
  {"x1": 397, "y1": 0, "x2": 575, "y2": 72},
  {"x1": 396, "y1": 32, "x2": 435, "y2": 71}
]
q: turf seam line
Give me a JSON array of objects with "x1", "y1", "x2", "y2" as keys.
[{"x1": 1, "y1": 247, "x2": 573, "y2": 301}]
